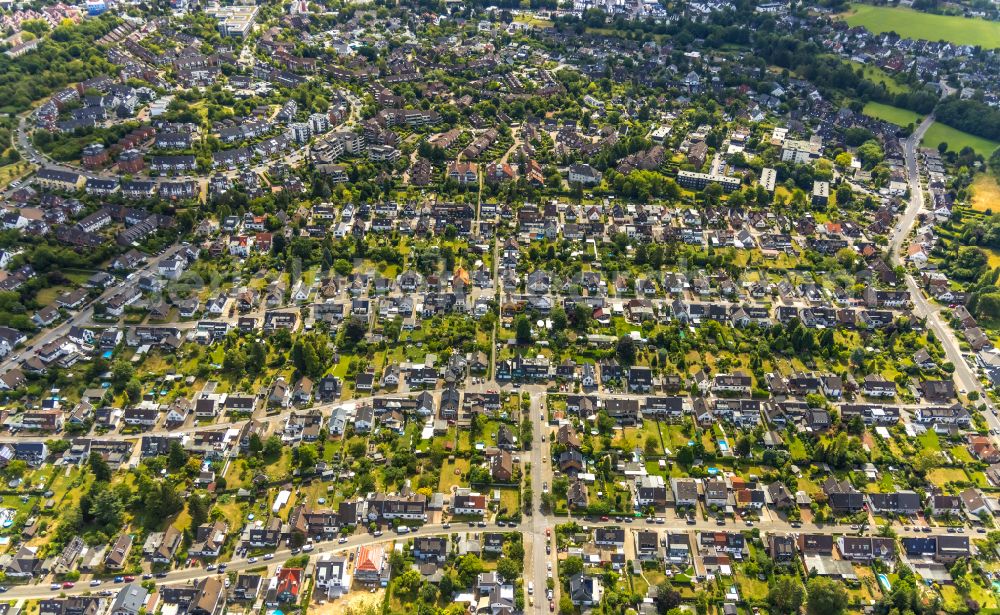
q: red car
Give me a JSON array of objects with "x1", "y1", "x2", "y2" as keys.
[
  {"x1": 123, "y1": 576, "x2": 135, "y2": 582},
  {"x1": 550, "y1": 601, "x2": 555, "y2": 612},
  {"x1": 61, "y1": 582, "x2": 75, "y2": 589},
  {"x1": 545, "y1": 528, "x2": 551, "y2": 537},
  {"x1": 600, "y1": 515, "x2": 609, "y2": 521}
]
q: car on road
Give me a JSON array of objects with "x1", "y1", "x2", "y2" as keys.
[
  {"x1": 545, "y1": 528, "x2": 551, "y2": 537},
  {"x1": 51, "y1": 584, "x2": 62, "y2": 591},
  {"x1": 339, "y1": 537, "x2": 349, "y2": 543},
  {"x1": 545, "y1": 544, "x2": 550, "y2": 554},
  {"x1": 142, "y1": 574, "x2": 153, "y2": 580},
  {"x1": 264, "y1": 554, "x2": 274, "y2": 560},
  {"x1": 155, "y1": 572, "x2": 168, "y2": 578},
  {"x1": 528, "y1": 582, "x2": 534, "y2": 594},
  {"x1": 206, "y1": 565, "x2": 216, "y2": 571},
  {"x1": 550, "y1": 601, "x2": 555, "y2": 612},
  {"x1": 90, "y1": 580, "x2": 102, "y2": 587},
  {"x1": 547, "y1": 589, "x2": 553, "y2": 600},
  {"x1": 303, "y1": 543, "x2": 314, "y2": 551},
  {"x1": 248, "y1": 557, "x2": 258, "y2": 563},
  {"x1": 62, "y1": 582, "x2": 75, "y2": 589},
  {"x1": 123, "y1": 576, "x2": 135, "y2": 582},
  {"x1": 442, "y1": 523, "x2": 451, "y2": 529}
]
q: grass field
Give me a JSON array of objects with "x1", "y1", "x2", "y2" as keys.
[
  {"x1": 0, "y1": 161, "x2": 31, "y2": 189},
  {"x1": 862, "y1": 101, "x2": 921, "y2": 126},
  {"x1": 922, "y1": 122, "x2": 1000, "y2": 158},
  {"x1": 987, "y1": 248, "x2": 1000, "y2": 270},
  {"x1": 842, "y1": 3, "x2": 1000, "y2": 48},
  {"x1": 513, "y1": 14, "x2": 554, "y2": 28},
  {"x1": 846, "y1": 61, "x2": 910, "y2": 94},
  {"x1": 972, "y1": 174, "x2": 1000, "y2": 213}
]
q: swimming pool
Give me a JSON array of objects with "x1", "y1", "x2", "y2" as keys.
[
  {"x1": 718, "y1": 440, "x2": 729, "y2": 452},
  {"x1": 878, "y1": 574, "x2": 891, "y2": 592}
]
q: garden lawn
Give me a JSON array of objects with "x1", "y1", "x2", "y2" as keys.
[
  {"x1": 439, "y1": 458, "x2": 469, "y2": 492},
  {"x1": 927, "y1": 467, "x2": 970, "y2": 488}
]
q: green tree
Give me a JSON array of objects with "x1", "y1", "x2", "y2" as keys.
[
  {"x1": 88, "y1": 453, "x2": 111, "y2": 482},
  {"x1": 92, "y1": 488, "x2": 124, "y2": 529},
  {"x1": 551, "y1": 306, "x2": 568, "y2": 332},
  {"x1": 654, "y1": 581, "x2": 681, "y2": 613},
  {"x1": 263, "y1": 435, "x2": 283, "y2": 458},
  {"x1": 496, "y1": 557, "x2": 521, "y2": 583},
  {"x1": 167, "y1": 440, "x2": 189, "y2": 471},
  {"x1": 616, "y1": 334, "x2": 636, "y2": 366},
  {"x1": 296, "y1": 444, "x2": 318, "y2": 470},
  {"x1": 395, "y1": 569, "x2": 422, "y2": 596},
  {"x1": 188, "y1": 494, "x2": 210, "y2": 529},
  {"x1": 769, "y1": 576, "x2": 806, "y2": 615},
  {"x1": 2, "y1": 460, "x2": 27, "y2": 480},
  {"x1": 515, "y1": 315, "x2": 532, "y2": 344},
  {"x1": 456, "y1": 554, "x2": 484, "y2": 586},
  {"x1": 561, "y1": 556, "x2": 584, "y2": 576},
  {"x1": 806, "y1": 577, "x2": 848, "y2": 615}
]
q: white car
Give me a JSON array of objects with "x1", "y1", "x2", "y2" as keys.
[{"x1": 263, "y1": 554, "x2": 274, "y2": 560}]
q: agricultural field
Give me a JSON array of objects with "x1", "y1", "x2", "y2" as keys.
[
  {"x1": 862, "y1": 102, "x2": 921, "y2": 127},
  {"x1": 842, "y1": 3, "x2": 1000, "y2": 48},
  {"x1": 971, "y1": 173, "x2": 1000, "y2": 213},
  {"x1": 921, "y1": 122, "x2": 1000, "y2": 158}
]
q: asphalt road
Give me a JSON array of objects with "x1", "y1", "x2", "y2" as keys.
[
  {"x1": 0, "y1": 244, "x2": 186, "y2": 377},
  {"x1": 890, "y1": 117, "x2": 994, "y2": 421},
  {"x1": 1, "y1": 514, "x2": 957, "y2": 601}
]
